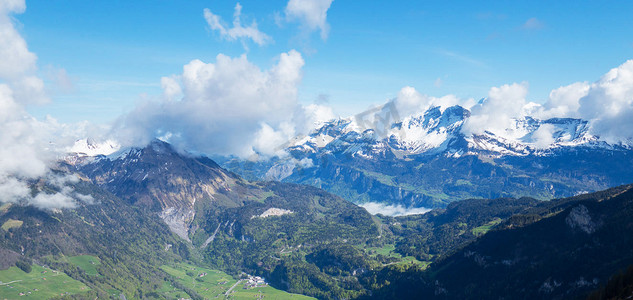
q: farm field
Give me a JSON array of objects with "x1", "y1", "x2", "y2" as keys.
[
  {"x1": 0, "y1": 265, "x2": 89, "y2": 299},
  {"x1": 161, "y1": 262, "x2": 315, "y2": 299}
]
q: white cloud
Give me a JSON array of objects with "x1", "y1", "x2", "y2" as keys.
[
  {"x1": 203, "y1": 3, "x2": 272, "y2": 47},
  {"x1": 301, "y1": 103, "x2": 336, "y2": 130},
  {"x1": 0, "y1": 176, "x2": 30, "y2": 203},
  {"x1": 252, "y1": 122, "x2": 295, "y2": 156},
  {"x1": 31, "y1": 190, "x2": 76, "y2": 210},
  {"x1": 0, "y1": 0, "x2": 47, "y2": 105},
  {"x1": 537, "y1": 81, "x2": 590, "y2": 119},
  {"x1": 529, "y1": 60, "x2": 633, "y2": 144},
  {"x1": 0, "y1": 85, "x2": 83, "y2": 209},
  {"x1": 0, "y1": 1, "x2": 83, "y2": 210},
  {"x1": 462, "y1": 82, "x2": 531, "y2": 136},
  {"x1": 285, "y1": 0, "x2": 334, "y2": 40},
  {"x1": 116, "y1": 50, "x2": 336, "y2": 157},
  {"x1": 359, "y1": 202, "x2": 431, "y2": 217},
  {"x1": 531, "y1": 123, "x2": 556, "y2": 149},
  {"x1": 0, "y1": 1, "x2": 32, "y2": 79},
  {"x1": 576, "y1": 60, "x2": 633, "y2": 143},
  {"x1": 160, "y1": 75, "x2": 182, "y2": 101}
]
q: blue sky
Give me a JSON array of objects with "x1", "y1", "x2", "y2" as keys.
[{"x1": 15, "y1": 0, "x2": 633, "y2": 123}]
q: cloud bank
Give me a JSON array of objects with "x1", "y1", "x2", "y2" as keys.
[
  {"x1": 0, "y1": 0, "x2": 90, "y2": 210},
  {"x1": 457, "y1": 60, "x2": 633, "y2": 145},
  {"x1": 115, "y1": 50, "x2": 334, "y2": 157},
  {"x1": 366, "y1": 59, "x2": 633, "y2": 148}
]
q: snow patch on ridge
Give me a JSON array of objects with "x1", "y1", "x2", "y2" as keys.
[{"x1": 70, "y1": 138, "x2": 120, "y2": 157}]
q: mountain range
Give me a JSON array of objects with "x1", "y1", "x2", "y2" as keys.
[{"x1": 219, "y1": 103, "x2": 633, "y2": 210}]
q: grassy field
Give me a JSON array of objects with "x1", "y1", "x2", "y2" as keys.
[
  {"x1": 363, "y1": 244, "x2": 431, "y2": 269},
  {"x1": 1, "y1": 219, "x2": 23, "y2": 231},
  {"x1": 472, "y1": 217, "x2": 502, "y2": 236},
  {"x1": 0, "y1": 265, "x2": 89, "y2": 299},
  {"x1": 68, "y1": 255, "x2": 101, "y2": 276},
  {"x1": 161, "y1": 262, "x2": 315, "y2": 299}
]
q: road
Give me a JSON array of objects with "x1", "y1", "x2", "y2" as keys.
[
  {"x1": 0, "y1": 279, "x2": 23, "y2": 286},
  {"x1": 225, "y1": 279, "x2": 244, "y2": 296}
]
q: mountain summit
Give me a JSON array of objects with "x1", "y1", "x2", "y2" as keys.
[{"x1": 71, "y1": 139, "x2": 246, "y2": 240}]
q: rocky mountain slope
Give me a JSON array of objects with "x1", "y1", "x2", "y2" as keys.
[{"x1": 71, "y1": 139, "x2": 261, "y2": 241}]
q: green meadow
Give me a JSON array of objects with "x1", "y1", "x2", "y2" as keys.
[{"x1": 0, "y1": 265, "x2": 89, "y2": 299}]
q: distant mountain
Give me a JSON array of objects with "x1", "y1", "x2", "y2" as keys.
[{"x1": 219, "y1": 104, "x2": 633, "y2": 209}]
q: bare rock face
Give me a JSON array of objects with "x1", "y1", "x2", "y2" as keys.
[
  {"x1": 565, "y1": 204, "x2": 597, "y2": 234},
  {"x1": 160, "y1": 207, "x2": 195, "y2": 242}
]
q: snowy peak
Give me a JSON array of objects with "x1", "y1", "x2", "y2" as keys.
[
  {"x1": 286, "y1": 104, "x2": 616, "y2": 159},
  {"x1": 69, "y1": 138, "x2": 120, "y2": 157},
  {"x1": 387, "y1": 105, "x2": 469, "y2": 154},
  {"x1": 466, "y1": 116, "x2": 597, "y2": 156}
]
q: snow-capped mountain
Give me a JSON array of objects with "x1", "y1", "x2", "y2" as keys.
[
  {"x1": 285, "y1": 104, "x2": 611, "y2": 160},
  {"x1": 69, "y1": 138, "x2": 120, "y2": 157},
  {"x1": 65, "y1": 105, "x2": 633, "y2": 211},
  {"x1": 220, "y1": 104, "x2": 633, "y2": 209}
]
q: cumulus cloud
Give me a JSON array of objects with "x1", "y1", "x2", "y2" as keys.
[
  {"x1": 444, "y1": 59, "x2": 633, "y2": 146},
  {"x1": 0, "y1": 0, "x2": 83, "y2": 210},
  {"x1": 300, "y1": 103, "x2": 336, "y2": 130},
  {"x1": 462, "y1": 82, "x2": 534, "y2": 136},
  {"x1": 160, "y1": 75, "x2": 182, "y2": 101},
  {"x1": 576, "y1": 60, "x2": 633, "y2": 143},
  {"x1": 115, "y1": 50, "x2": 336, "y2": 157},
  {"x1": 204, "y1": 3, "x2": 272, "y2": 47},
  {"x1": 359, "y1": 202, "x2": 431, "y2": 217},
  {"x1": 0, "y1": 0, "x2": 47, "y2": 105},
  {"x1": 537, "y1": 81, "x2": 590, "y2": 119},
  {"x1": 529, "y1": 60, "x2": 633, "y2": 144},
  {"x1": 0, "y1": 84, "x2": 85, "y2": 209},
  {"x1": 285, "y1": 0, "x2": 334, "y2": 40}
]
